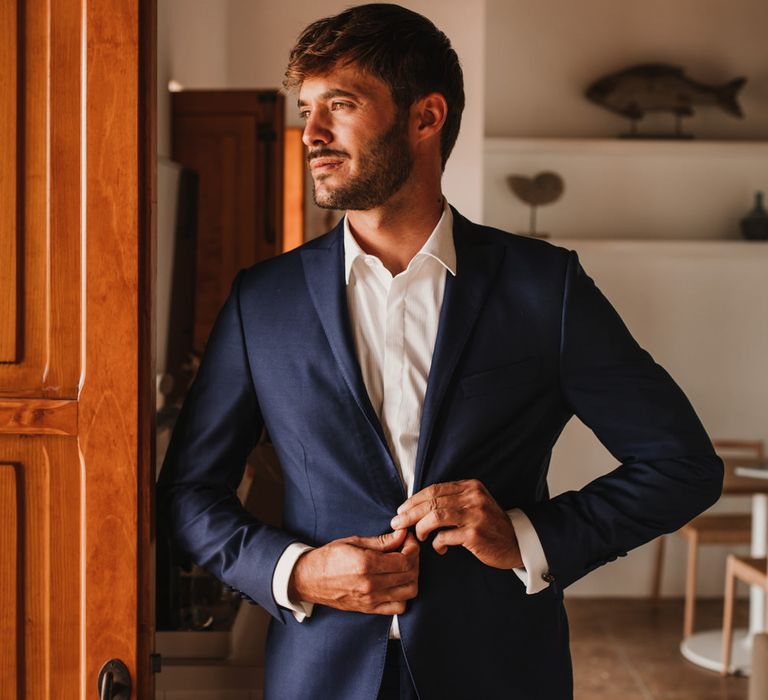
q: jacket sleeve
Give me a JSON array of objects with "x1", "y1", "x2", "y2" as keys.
[
  {"x1": 156, "y1": 270, "x2": 298, "y2": 622},
  {"x1": 522, "y1": 250, "x2": 724, "y2": 590}
]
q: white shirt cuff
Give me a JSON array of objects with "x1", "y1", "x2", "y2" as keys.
[
  {"x1": 272, "y1": 542, "x2": 316, "y2": 622},
  {"x1": 508, "y1": 508, "x2": 551, "y2": 594}
]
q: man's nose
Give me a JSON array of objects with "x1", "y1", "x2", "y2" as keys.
[{"x1": 302, "y1": 110, "x2": 332, "y2": 148}]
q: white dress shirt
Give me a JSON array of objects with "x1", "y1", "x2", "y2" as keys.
[{"x1": 271, "y1": 201, "x2": 550, "y2": 637}]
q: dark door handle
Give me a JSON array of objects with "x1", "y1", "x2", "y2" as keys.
[{"x1": 98, "y1": 659, "x2": 131, "y2": 700}]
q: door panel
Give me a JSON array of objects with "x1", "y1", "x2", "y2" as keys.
[
  {"x1": 0, "y1": 0, "x2": 81, "y2": 398},
  {"x1": 0, "y1": 0, "x2": 154, "y2": 698},
  {"x1": 0, "y1": 436, "x2": 82, "y2": 698}
]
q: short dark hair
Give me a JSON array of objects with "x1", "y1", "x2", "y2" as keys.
[{"x1": 284, "y1": 3, "x2": 464, "y2": 170}]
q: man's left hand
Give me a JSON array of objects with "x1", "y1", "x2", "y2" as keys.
[{"x1": 390, "y1": 479, "x2": 523, "y2": 570}]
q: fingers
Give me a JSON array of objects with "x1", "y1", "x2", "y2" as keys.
[
  {"x1": 392, "y1": 480, "x2": 490, "y2": 541},
  {"x1": 345, "y1": 557, "x2": 419, "y2": 615},
  {"x1": 400, "y1": 531, "x2": 420, "y2": 557},
  {"x1": 396, "y1": 481, "x2": 468, "y2": 516},
  {"x1": 355, "y1": 527, "x2": 408, "y2": 552},
  {"x1": 392, "y1": 496, "x2": 466, "y2": 540},
  {"x1": 372, "y1": 600, "x2": 408, "y2": 615},
  {"x1": 302, "y1": 531, "x2": 422, "y2": 615},
  {"x1": 355, "y1": 549, "x2": 413, "y2": 575},
  {"x1": 348, "y1": 534, "x2": 420, "y2": 613},
  {"x1": 366, "y1": 580, "x2": 420, "y2": 615},
  {"x1": 432, "y1": 525, "x2": 467, "y2": 555},
  {"x1": 364, "y1": 569, "x2": 419, "y2": 589}
]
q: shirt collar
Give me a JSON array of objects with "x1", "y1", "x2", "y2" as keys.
[{"x1": 343, "y1": 199, "x2": 457, "y2": 284}]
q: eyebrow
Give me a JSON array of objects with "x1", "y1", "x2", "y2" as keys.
[{"x1": 297, "y1": 88, "x2": 359, "y2": 108}]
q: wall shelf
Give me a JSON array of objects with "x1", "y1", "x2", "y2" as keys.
[
  {"x1": 486, "y1": 137, "x2": 768, "y2": 157},
  {"x1": 483, "y1": 137, "x2": 768, "y2": 241}
]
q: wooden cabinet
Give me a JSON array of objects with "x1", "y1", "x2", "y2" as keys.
[{"x1": 172, "y1": 90, "x2": 285, "y2": 351}]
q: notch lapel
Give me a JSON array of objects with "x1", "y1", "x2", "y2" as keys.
[
  {"x1": 412, "y1": 210, "x2": 507, "y2": 493},
  {"x1": 299, "y1": 223, "x2": 401, "y2": 490}
]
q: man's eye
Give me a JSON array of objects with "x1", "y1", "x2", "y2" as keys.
[
  {"x1": 331, "y1": 101, "x2": 352, "y2": 111},
  {"x1": 299, "y1": 110, "x2": 310, "y2": 120}
]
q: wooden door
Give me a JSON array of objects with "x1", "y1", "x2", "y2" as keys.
[{"x1": 0, "y1": 0, "x2": 154, "y2": 698}]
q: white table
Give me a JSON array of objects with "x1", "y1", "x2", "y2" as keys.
[{"x1": 679, "y1": 462, "x2": 768, "y2": 675}]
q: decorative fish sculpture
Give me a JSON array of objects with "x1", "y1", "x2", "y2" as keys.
[{"x1": 586, "y1": 63, "x2": 746, "y2": 121}]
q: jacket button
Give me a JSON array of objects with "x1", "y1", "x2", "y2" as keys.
[{"x1": 541, "y1": 571, "x2": 556, "y2": 583}]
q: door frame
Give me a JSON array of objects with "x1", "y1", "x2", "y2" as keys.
[
  {"x1": 137, "y1": 0, "x2": 157, "y2": 697},
  {"x1": 83, "y1": 0, "x2": 156, "y2": 696}
]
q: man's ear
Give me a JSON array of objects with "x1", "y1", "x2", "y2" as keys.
[{"x1": 413, "y1": 92, "x2": 447, "y2": 142}]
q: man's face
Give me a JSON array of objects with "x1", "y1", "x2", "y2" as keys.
[{"x1": 298, "y1": 64, "x2": 414, "y2": 210}]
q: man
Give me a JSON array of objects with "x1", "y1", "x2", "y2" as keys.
[{"x1": 157, "y1": 5, "x2": 723, "y2": 699}]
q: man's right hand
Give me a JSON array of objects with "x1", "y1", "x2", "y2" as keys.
[{"x1": 287, "y1": 528, "x2": 420, "y2": 615}]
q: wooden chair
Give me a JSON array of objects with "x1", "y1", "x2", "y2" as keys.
[
  {"x1": 650, "y1": 439, "x2": 764, "y2": 638},
  {"x1": 721, "y1": 555, "x2": 768, "y2": 675}
]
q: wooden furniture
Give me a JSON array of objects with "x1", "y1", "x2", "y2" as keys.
[
  {"x1": 716, "y1": 462, "x2": 768, "y2": 676},
  {"x1": 681, "y1": 459, "x2": 768, "y2": 673},
  {"x1": 722, "y1": 555, "x2": 768, "y2": 675},
  {"x1": 282, "y1": 126, "x2": 306, "y2": 253},
  {"x1": 748, "y1": 633, "x2": 768, "y2": 699},
  {"x1": 172, "y1": 90, "x2": 285, "y2": 352},
  {"x1": 651, "y1": 440, "x2": 765, "y2": 639}
]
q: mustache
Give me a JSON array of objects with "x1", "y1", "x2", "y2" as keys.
[{"x1": 307, "y1": 148, "x2": 349, "y2": 163}]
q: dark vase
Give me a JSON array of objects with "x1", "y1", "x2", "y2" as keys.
[{"x1": 741, "y1": 191, "x2": 768, "y2": 240}]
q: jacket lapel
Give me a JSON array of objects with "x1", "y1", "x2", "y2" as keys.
[
  {"x1": 299, "y1": 223, "x2": 397, "y2": 475},
  {"x1": 412, "y1": 209, "x2": 507, "y2": 493}
]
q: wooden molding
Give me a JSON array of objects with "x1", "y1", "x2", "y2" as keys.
[
  {"x1": 0, "y1": 462, "x2": 19, "y2": 698},
  {"x1": 0, "y1": 399, "x2": 78, "y2": 435},
  {"x1": 0, "y1": 0, "x2": 18, "y2": 363}
]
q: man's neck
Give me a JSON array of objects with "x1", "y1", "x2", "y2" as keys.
[{"x1": 345, "y1": 193, "x2": 445, "y2": 276}]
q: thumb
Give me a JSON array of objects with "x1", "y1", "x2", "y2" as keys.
[
  {"x1": 400, "y1": 531, "x2": 420, "y2": 557},
  {"x1": 362, "y1": 528, "x2": 408, "y2": 552}
]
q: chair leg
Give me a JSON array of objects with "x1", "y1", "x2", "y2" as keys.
[
  {"x1": 722, "y1": 556, "x2": 736, "y2": 676},
  {"x1": 683, "y1": 533, "x2": 699, "y2": 638},
  {"x1": 651, "y1": 536, "x2": 665, "y2": 600}
]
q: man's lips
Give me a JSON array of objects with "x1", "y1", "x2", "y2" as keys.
[
  {"x1": 309, "y1": 157, "x2": 346, "y2": 172},
  {"x1": 308, "y1": 149, "x2": 349, "y2": 175}
]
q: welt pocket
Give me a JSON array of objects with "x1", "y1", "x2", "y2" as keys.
[{"x1": 460, "y1": 357, "x2": 540, "y2": 397}]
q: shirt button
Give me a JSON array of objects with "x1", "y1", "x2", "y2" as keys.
[
  {"x1": 541, "y1": 571, "x2": 556, "y2": 583},
  {"x1": 365, "y1": 258, "x2": 375, "y2": 266}
]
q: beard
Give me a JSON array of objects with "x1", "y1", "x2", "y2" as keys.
[{"x1": 309, "y1": 111, "x2": 413, "y2": 211}]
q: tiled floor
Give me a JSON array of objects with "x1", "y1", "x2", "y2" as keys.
[
  {"x1": 154, "y1": 599, "x2": 751, "y2": 699},
  {"x1": 567, "y1": 598, "x2": 750, "y2": 699}
]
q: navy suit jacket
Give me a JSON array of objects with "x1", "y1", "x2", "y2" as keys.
[{"x1": 157, "y1": 208, "x2": 723, "y2": 699}]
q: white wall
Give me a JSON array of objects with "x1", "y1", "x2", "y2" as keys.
[
  {"x1": 548, "y1": 240, "x2": 768, "y2": 597},
  {"x1": 157, "y1": 0, "x2": 231, "y2": 158},
  {"x1": 485, "y1": 0, "x2": 768, "y2": 139}
]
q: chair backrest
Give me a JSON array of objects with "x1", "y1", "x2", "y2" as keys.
[
  {"x1": 712, "y1": 439, "x2": 765, "y2": 461},
  {"x1": 716, "y1": 439, "x2": 768, "y2": 496}
]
